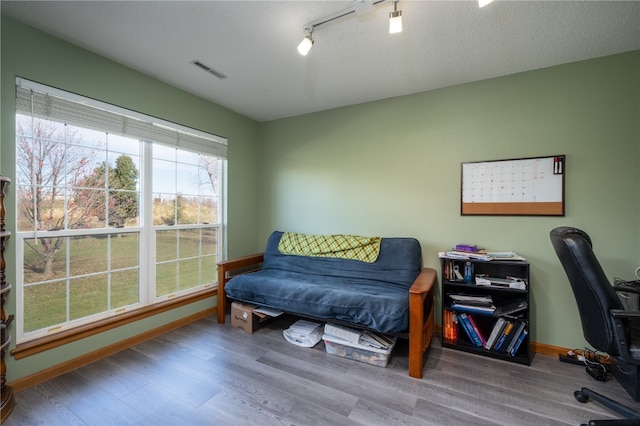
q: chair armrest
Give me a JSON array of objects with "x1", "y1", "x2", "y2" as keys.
[
  {"x1": 610, "y1": 309, "x2": 640, "y2": 365},
  {"x1": 611, "y1": 309, "x2": 640, "y2": 319},
  {"x1": 217, "y1": 253, "x2": 264, "y2": 324},
  {"x1": 615, "y1": 284, "x2": 640, "y2": 295}
]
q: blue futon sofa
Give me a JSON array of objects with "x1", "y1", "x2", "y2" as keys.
[{"x1": 217, "y1": 231, "x2": 436, "y2": 378}]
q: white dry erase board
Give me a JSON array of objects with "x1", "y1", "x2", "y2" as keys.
[{"x1": 461, "y1": 155, "x2": 565, "y2": 216}]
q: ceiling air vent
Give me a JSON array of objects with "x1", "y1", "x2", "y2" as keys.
[{"x1": 191, "y1": 60, "x2": 228, "y2": 80}]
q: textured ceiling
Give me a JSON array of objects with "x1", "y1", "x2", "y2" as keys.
[{"x1": 2, "y1": 0, "x2": 639, "y2": 122}]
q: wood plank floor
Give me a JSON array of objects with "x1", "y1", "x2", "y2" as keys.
[{"x1": 4, "y1": 315, "x2": 640, "y2": 425}]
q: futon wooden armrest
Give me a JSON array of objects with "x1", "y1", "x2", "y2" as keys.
[
  {"x1": 217, "y1": 253, "x2": 264, "y2": 324},
  {"x1": 409, "y1": 268, "x2": 436, "y2": 296},
  {"x1": 408, "y1": 267, "x2": 437, "y2": 379}
]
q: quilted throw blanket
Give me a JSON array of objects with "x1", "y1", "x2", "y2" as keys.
[{"x1": 278, "y1": 232, "x2": 382, "y2": 263}]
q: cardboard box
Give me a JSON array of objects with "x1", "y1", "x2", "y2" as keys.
[
  {"x1": 230, "y1": 302, "x2": 271, "y2": 333},
  {"x1": 322, "y1": 334, "x2": 396, "y2": 367}
]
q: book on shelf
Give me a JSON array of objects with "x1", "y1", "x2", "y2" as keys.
[
  {"x1": 499, "y1": 321, "x2": 522, "y2": 353},
  {"x1": 443, "y1": 259, "x2": 467, "y2": 281},
  {"x1": 509, "y1": 329, "x2": 528, "y2": 356},
  {"x1": 452, "y1": 312, "x2": 458, "y2": 342},
  {"x1": 493, "y1": 321, "x2": 515, "y2": 352},
  {"x1": 484, "y1": 317, "x2": 507, "y2": 350},
  {"x1": 465, "y1": 314, "x2": 487, "y2": 347},
  {"x1": 444, "y1": 309, "x2": 458, "y2": 343},
  {"x1": 458, "y1": 313, "x2": 482, "y2": 347},
  {"x1": 457, "y1": 313, "x2": 476, "y2": 346},
  {"x1": 505, "y1": 321, "x2": 527, "y2": 354}
]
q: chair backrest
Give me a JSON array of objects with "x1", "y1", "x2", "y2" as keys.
[{"x1": 550, "y1": 226, "x2": 623, "y2": 354}]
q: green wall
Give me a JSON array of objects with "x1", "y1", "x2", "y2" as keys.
[
  {"x1": 0, "y1": 16, "x2": 261, "y2": 383},
  {"x1": 258, "y1": 50, "x2": 640, "y2": 350}
]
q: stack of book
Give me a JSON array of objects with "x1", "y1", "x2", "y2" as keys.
[
  {"x1": 453, "y1": 311, "x2": 528, "y2": 357},
  {"x1": 483, "y1": 318, "x2": 528, "y2": 356},
  {"x1": 438, "y1": 251, "x2": 527, "y2": 262}
]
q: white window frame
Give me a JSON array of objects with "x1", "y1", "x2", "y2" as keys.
[{"x1": 14, "y1": 78, "x2": 227, "y2": 343}]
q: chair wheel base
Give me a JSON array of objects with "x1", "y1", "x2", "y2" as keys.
[{"x1": 575, "y1": 389, "x2": 590, "y2": 403}]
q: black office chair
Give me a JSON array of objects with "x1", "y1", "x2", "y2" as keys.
[{"x1": 550, "y1": 226, "x2": 640, "y2": 425}]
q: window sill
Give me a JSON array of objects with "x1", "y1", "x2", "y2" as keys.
[{"x1": 11, "y1": 287, "x2": 216, "y2": 360}]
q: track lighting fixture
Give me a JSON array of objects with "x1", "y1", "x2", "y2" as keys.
[
  {"x1": 297, "y1": 28, "x2": 314, "y2": 56},
  {"x1": 296, "y1": 0, "x2": 392, "y2": 56},
  {"x1": 296, "y1": 0, "x2": 495, "y2": 55},
  {"x1": 389, "y1": 0, "x2": 402, "y2": 34}
]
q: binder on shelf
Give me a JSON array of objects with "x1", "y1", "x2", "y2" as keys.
[
  {"x1": 466, "y1": 314, "x2": 486, "y2": 347},
  {"x1": 493, "y1": 321, "x2": 514, "y2": 352},
  {"x1": 510, "y1": 329, "x2": 528, "y2": 356},
  {"x1": 484, "y1": 317, "x2": 507, "y2": 350},
  {"x1": 505, "y1": 321, "x2": 527, "y2": 354},
  {"x1": 458, "y1": 313, "x2": 482, "y2": 347},
  {"x1": 495, "y1": 299, "x2": 528, "y2": 316},
  {"x1": 458, "y1": 314, "x2": 477, "y2": 346},
  {"x1": 499, "y1": 320, "x2": 522, "y2": 353}
]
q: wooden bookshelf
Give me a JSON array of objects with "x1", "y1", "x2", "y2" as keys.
[{"x1": 1, "y1": 176, "x2": 15, "y2": 423}]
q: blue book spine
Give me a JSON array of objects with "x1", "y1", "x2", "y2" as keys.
[
  {"x1": 493, "y1": 321, "x2": 513, "y2": 352},
  {"x1": 457, "y1": 313, "x2": 475, "y2": 344},
  {"x1": 510, "y1": 329, "x2": 528, "y2": 356},
  {"x1": 459, "y1": 314, "x2": 482, "y2": 347}
]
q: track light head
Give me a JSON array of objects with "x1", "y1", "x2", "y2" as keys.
[
  {"x1": 389, "y1": 1, "x2": 402, "y2": 34},
  {"x1": 389, "y1": 10, "x2": 402, "y2": 34},
  {"x1": 297, "y1": 29, "x2": 314, "y2": 56}
]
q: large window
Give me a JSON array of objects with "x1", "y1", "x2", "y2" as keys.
[{"x1": 14, "y1": 78, "x2": 227, "y2": 342}]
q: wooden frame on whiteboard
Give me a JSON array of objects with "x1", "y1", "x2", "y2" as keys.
[{"x1": 461, "y1": 155, "x2": 565, "y2": 216}]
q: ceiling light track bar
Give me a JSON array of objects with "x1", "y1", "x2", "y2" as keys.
[
  {"x1": 302, "y1": 0, "x2": 387, "y2": 33},
  {"x1": 297, "y1": 0, "x2": 398, "y2": 56}
]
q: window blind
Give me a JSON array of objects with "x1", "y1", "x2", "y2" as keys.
[{"x1": 15, "y1": 78, "x2": 227, "y2": 158}]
